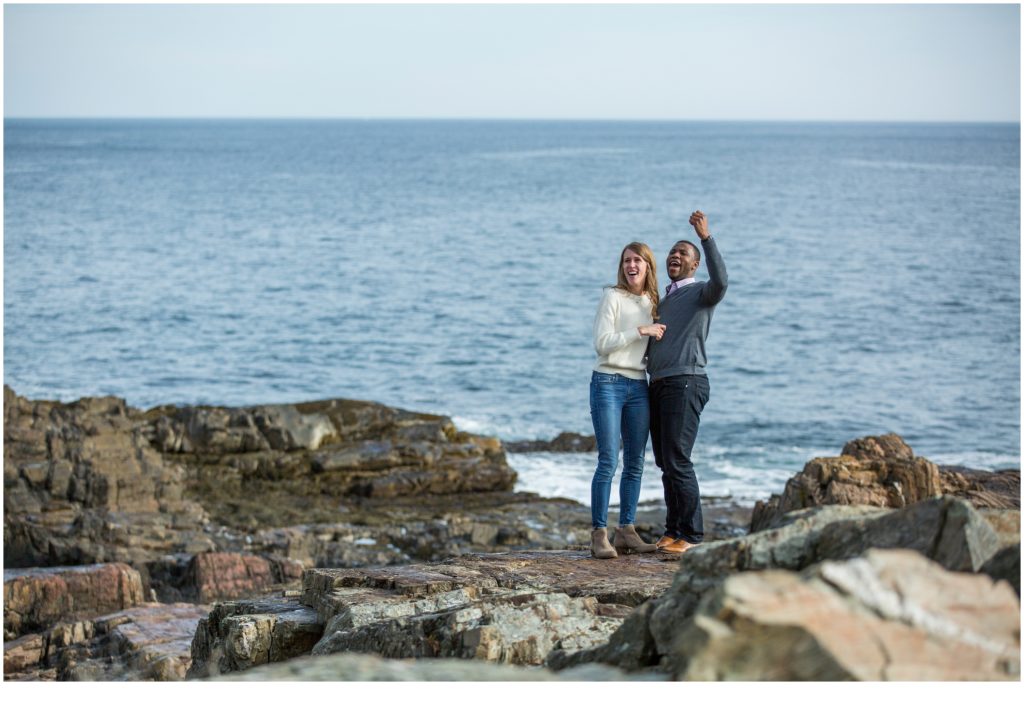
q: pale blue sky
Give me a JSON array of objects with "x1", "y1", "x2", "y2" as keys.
[{"x1": 3, "y1": 3, "x2": 1020, "y2": 121}]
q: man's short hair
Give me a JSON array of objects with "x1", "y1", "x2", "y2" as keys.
[{"x1": 676, "y1": 240, "x2": 701, "y2": 262}]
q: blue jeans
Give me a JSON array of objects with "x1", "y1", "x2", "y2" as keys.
[{"x1": 589, "y1": 371, "x2": 650, "y2": 529}]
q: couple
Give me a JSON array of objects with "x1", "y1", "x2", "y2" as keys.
[{"x1": 589, "y1": 210, "x2": 728, "y2": 559}]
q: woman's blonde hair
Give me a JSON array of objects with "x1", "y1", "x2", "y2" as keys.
[{"x1": 614, "y1": 242, "x2": 660, "y2": 320}]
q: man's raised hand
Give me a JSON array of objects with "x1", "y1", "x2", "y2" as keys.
[{"x1": 689, "y1": 210, "x2": 710, "y2": 241}]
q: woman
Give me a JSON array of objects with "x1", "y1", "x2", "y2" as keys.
[{"x1": 589, "y1": 242, "x2": 665, "y2": 558}]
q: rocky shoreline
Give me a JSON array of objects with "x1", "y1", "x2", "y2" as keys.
[{"x1": 3, "y1": 386, "x2": 1019, "y2": 681}]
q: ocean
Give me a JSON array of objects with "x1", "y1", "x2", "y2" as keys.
[{"x1": 4, "y1": 119, "x2": 1020, "y2": 506}]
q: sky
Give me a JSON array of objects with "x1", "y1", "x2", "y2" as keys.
[{"x1": 2, "y1": 2, "x2": 1020, "y2": 121}]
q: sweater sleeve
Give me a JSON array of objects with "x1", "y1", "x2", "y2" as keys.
[
  {"x1": 699, "y1": 237, "x2": 729, "y2": 306},
  {"x1": 593, "y1": 289, "x2": 642, "y2": 355}
]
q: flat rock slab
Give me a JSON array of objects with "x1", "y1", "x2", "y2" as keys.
[{"x1": 305, "y1": 550, "x2": 678, "y2": 611}]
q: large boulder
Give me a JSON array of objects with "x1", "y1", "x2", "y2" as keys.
[
  {"x1": 750, "y1": 434, "x2": 941, "y2": 531},
  {"x1": 750, "y1": 434, "x2": 1020, "y2": 532},
  {"x1": 187, "y1": 598, "x2": 322, "y2": 678},
  {"x1": 671, "y1": 549, "x2": 1019, "y2": 680}
]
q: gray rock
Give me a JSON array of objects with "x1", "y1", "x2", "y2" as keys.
[
  {"x1": 981, "y1": 545, "x2": 1021, "y2": 597},
  {"x1": 187, "y1": 597, "x2": 322, "y2": 678},
  {"x1": 814, "y1": 495, "x2": 1001, "y2": 572},
  {"x1": 313, "y1": 590, "x2": 621, "y2": 664},
  {"x1": 220, "y1": 651, "x2": 665, "y2": 681},
  {"x1": 304, "y1": 551, "x2": 670, "y2": 666}
]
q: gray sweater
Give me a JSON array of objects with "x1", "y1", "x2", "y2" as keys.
[{"x1": 646, "y1": 237, "x2": 728, "y2": 380}]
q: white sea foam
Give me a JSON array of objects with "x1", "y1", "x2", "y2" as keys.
[
  {"x1": 451, "y1": 415, "x2": 549, "y2": 442},
  {"x1": 926, "y1": 451, "x2": 1019, "y2": 471},
  {"x1": 508, "y1": 447, "x2": 794, "y2": 507}
]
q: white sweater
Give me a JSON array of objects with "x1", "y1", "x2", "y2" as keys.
[{"x1": 592, "y1": 287, "x2": 654, "y2": 381}]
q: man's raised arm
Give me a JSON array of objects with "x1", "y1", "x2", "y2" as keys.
[{"x1": 690, "y1": 210, "x2": 728, "y2": 306}]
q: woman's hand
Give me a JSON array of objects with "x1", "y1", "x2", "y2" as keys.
[{"x1": 638, "y1": 324, "x2": 666, "y2": 340}]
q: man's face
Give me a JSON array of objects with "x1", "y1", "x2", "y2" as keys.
[{"x1": 666, "y1": 241, "x2": 699, "y2": 281}]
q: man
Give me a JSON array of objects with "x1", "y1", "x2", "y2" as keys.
[{"x1": 646, "y1": 210, "x2": 728, "y2": 554}]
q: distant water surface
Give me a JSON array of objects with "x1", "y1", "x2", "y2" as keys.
[{"x1": 4, "y1": 119, "x2": 1020, "y2": 504}]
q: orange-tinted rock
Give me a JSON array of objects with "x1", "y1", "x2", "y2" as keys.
[
  {"x1": 187, "y1": 553, "x2": 303, "y2": 604},
  {"x1": 4, "y1": 563, "x2": 146, "y2": 639},
  {"x1": 752, "y1": 434, "x2": 943, "y2": 532}
]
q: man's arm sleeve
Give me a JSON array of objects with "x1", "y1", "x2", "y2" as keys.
[{"x1": 699, "y1": 237, "x2": 728, "y2": 306}]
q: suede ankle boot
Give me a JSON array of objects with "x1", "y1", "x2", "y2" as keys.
[
  {"x1": 613, "y1": 524, "x2": 658, "y2": 554},
  {"x1": 590, "y1": 527, "x2": 618, "y2": 559}
]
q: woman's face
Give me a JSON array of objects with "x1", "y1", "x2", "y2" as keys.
[{"x1": 621, "y1": 249, "x2": 648, "y2": 290}]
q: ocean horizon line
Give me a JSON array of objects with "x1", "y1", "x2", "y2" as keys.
[{"x1": 4, "y1": 116, "x2": 1020, "y2": 127}]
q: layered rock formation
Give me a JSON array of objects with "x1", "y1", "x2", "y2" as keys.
[
  {"x1": 3, "y1": 386, "x2": 568, "y2": 680},
  {"x1": 4, "y1": 601, "x2": 209, "y2": 681},
  {"x1": 4, "y1": 386, "x2": 519, "y2": 571},
  {"x1": 6, "y1": 387, "x2": 679, "y2": 680},
  {"x1": 4, "y1": 387, "x2": 598, "y2": 590},
  {"x1": 5, "y1": 388, "x2": 1018, "y2": 682},
  {"x1": 3, "y1": 388, "x2": 213, "y2": 570},
  {"x1": 144, "y1": 398, "x2": 515, "y2": 528}
]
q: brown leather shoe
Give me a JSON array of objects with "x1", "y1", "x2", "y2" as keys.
[
  {"x1": 655, "y1": 535, "x2": 676, "y2": 549},
  {"x1": 658, "y1": 538, "x2": 699, "y2": 554}
]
